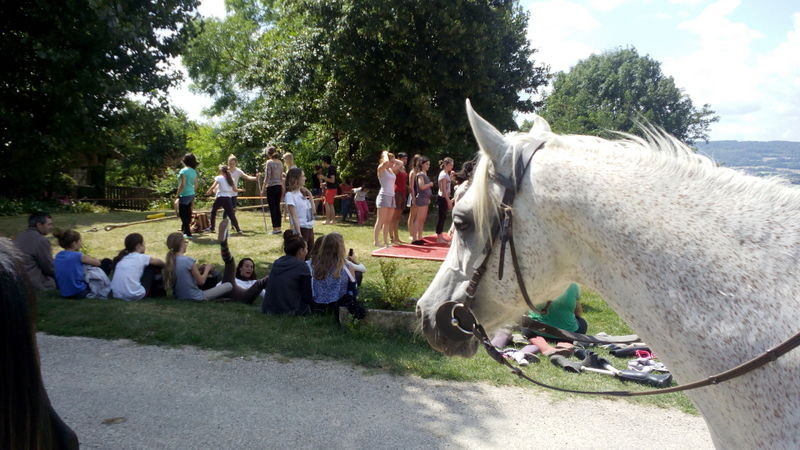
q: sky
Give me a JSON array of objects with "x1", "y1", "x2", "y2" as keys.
[{"x1": 170, "y1": 0, "x2": 800, "y2": 141}]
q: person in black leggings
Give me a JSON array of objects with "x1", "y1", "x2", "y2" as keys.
[
  {"x1": 435, "y1": 157, "x2": 454, "y2": 244},
  {"x1": 205, "y1": 165, "x2": 242, "y2": 234}
]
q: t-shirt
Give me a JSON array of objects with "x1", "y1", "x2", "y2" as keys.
[
  {"x1": 325, "y1": 165, "x2": 339, "y2": 190},
  {"x1": 265, "y1": 160, "x2": 284, "y2": 187},
  {"x1": 438, "y1": 170, "x2": 451, "y2": 198},
  {"x1": 110, "y1": 252, "x2": 152, "y2": 301},
  {"x1": 285, "y1": 190, "x2": 314, "y2": 228},
  {"x1": 312, "y1": 267, "x2": 349, "y2": 304},
  {"x1": 174, "y1": 255, "x2": 204, "y2": 301},
  {"x1": 178, "y1": 167, "x2": 197, "y2": 197},
  {"x1": 526, "y1": 283, "x2": 580, "y2": 334},
  {"x1": 414, "y1": 172, "x2": 432, "y2": 206},
  {"x1": 229, "y1": 167, "x2": 245, "y2": 191},
  {"x1": 54, "y1": 250, "x2": 87, "y2": 297},
  {"x1": 218, "y1": 278, "x2": 265, "y2": 298},
  {"x1": 214, "y1": 175, "x2": 236, "y2": 197},
  {"x1": 395, "y1": 171, "x2": 408, "y2": 197},
  {"x1": 353, "y1": 187, "x2": 367, "y2": 202}
]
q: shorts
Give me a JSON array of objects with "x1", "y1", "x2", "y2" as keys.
[
  {"x1": 376, "y1": 193, "x2": 395, "y2": 208},
  {"x1": 395, "y1": 194, "x2": 407, "y2": 209},
  {"x1": 324, "y1": 188, "x2": 337, "y2": 205}
]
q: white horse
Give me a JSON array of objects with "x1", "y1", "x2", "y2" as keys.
[{"x1": 416, "y1": 101, "x2": 800, "y2": 449}]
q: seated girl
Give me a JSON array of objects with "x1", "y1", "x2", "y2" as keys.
[
  {"x1": 53, "y1": 229, "x2": 112, "y2": 299},
  {"x1": 522, "y1": 282, "x2": 587, "y2": 341},
  {"x1": 310, "y1": 232, "x2": 366, "y2": 320},
  {"x1": 261, "y1": 231, "x2": 312, "y2": 315},
  {"x1": 164, "y1": 220, "x2": 269, "y2": 303},
  {"x1": 110, "y1": 233, "x2": 166, "y2": 301},
  {"x1": 220, "y1": 257, "x2": 266, "y2": 301}
]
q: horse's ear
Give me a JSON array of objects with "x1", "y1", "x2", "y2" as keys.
[{"x1": 465, "y1": 99, "x2": 508, "y2": 166}]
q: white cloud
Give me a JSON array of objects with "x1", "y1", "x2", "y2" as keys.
[
  {"x1": 525, "y1": 1, "x2": 600, "y2": 72},
  {"x1": 588, "y1": 0, "x2": 628, "y2": 11},
  {"x1": 663, "y1": 0, "x2": 800, "y2": 140},
  {"x1": 198, "y1": 0, "x2": 226, "y2": 19},
  {"x1": 167, "y1": 0, "x2": 226, "y2": 123}
]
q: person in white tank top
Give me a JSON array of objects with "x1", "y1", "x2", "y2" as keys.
[{"x1": 373, "y1": 151, "x2": 397, "y2": 247}]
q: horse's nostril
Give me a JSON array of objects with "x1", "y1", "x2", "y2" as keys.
[{"x1": 415, "y1": 304, "x2": 422, "y2": 319}]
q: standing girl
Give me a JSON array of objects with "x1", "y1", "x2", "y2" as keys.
[
  {"x1": 110, "y1": 233, "x2": 166, "y2": 301},
  {"x1": 436, "y1": 157, "x2": 454, "y2": 243},
  {"x1": 225, "y1": 154, "x2": 258, "y2": 221},
  {"x1": 176, "y1": 153, "x2": 199, "y2": 238},
  {"x1": 284, "y1": 167, "x2": 315, "y2": 256},
  {"x1": 353, "y1": 185, "x2": 369, "y2": 224},
  {"x1": 372, "y1": 151, "x2": 396, "y2": 247},
  {"x1": 406, "y1": 153, "x2": 421, "y2": 241},
  {"x1": 261, "y1": 145, "x2": 284, "y2": 234},
  {"x1": 411, "y1": 157, "x2": 433, "y2": 245},
  {"x1": 390, "y1": 153, "x2": 408, "y2": 244},
  {"x1": 206, "y1": 165, "x2": 242, "y2": 234}
]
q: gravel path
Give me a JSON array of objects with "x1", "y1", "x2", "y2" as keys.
[{"x1": 39, "y1": 334, "x2": 712, "y2": 449}]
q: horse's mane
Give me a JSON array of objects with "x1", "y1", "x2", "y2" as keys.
[{"x1": 468, "y1": 115, "x2": 800, "y2": 247}]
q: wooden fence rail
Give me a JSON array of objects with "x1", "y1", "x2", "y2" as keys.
[{"x1": 103, "y1": 185, "x2": 161, "y2": 211}]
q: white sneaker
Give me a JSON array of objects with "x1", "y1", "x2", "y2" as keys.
[{"x1": 218, "y1": 219, "x2": 230, "y2": 243}]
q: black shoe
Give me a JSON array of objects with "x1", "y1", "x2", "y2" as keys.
[{"x1": 412, "y1": 240, "x2": 425, "y2": 245}]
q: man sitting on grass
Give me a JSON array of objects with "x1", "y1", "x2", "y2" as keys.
[{"x1": 15, "y1": 211, "x2": 56, "y2": 291}]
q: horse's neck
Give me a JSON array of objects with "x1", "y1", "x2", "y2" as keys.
[{"x1": 531, "y1": 146, "x2": 800, "y2": 371}]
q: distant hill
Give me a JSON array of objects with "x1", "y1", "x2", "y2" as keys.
[{"x1": 693, "y1": 140, "x2": 800, "y2": 184}]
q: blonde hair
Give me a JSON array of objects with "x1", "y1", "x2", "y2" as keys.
[
  {"x1": 163, "y1": 232, "x2": 184, "y2": 289},
  {"x1": 282, "y1": 152, "x2": 295, "y2": 167},
  {"x1": 439, "y1": 157, "x2": 454, "y2": 170},
  {"x1": 379, "y1": 151, "x2": 395, "y2": 164},
  {"x1": 311, "y1": 232, "x2": 345, "y2": 280}
]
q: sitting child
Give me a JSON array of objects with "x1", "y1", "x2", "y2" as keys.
[
  {"x1": 53, "y1": 229, "x2": 112, "y2": 299},
  {"x1": 262, "y1": 230, "x2": 312, "y2": 315},
  {"x1": 110, "y1": 233, "x2": 166, "y2": 301},
  {"x1": 164, "y1": 220, "x2": 268, "y2": 303},
  {"x1": 310, "y1": 232, "x2": 366, "y2": 320}
]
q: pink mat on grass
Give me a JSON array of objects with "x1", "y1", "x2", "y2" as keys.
[{"x1": 371, "y1": 235, "x2": 450, "y2": 261}]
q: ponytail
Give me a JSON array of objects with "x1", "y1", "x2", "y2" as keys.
[
  {"x1": 220, "y1": 165, "x2": 234, "y2": 187},
  {"x1": 53, "y1": 228, "x2": 80, "y2": 249},
  {"x1": 163, "y1": 232, "x2": 184, "y2": 289},
  {"x1": 113, "y1": 233, "x2": 143, "y2": 267},
  {"x1": 439, "y1": 157, "x2": 453, "y2": 170}
]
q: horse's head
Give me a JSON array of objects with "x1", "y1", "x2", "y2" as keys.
[{"x1": 417, "y1": 100, "x2": 562, "y2": 357}]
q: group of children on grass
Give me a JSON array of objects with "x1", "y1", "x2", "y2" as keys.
[{"x1": 49, "y1": 217, "x2": 366, "y2": 321}]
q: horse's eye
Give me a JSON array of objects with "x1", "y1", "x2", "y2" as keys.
[{"x1": 453, "y1": 215, "x2": 471, "y2": 232}]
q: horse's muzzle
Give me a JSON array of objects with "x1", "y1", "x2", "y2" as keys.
[{"x1": 417, "y1": 301, "x2": 479, "y2": 357}]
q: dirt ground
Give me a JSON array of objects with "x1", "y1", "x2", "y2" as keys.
[{"x1": 39, "y1": 334, "x2": 713, "y2": 449}]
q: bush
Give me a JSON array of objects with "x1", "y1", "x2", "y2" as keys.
[
  {"x1": 0, "y1": 197, "x2": 108, "y2": 216},
  {"x1": 362, "y1": 260, "x2": 417, "y2": 311}
]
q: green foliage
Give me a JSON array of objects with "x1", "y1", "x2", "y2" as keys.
[
  {"x1": 540, "y1": 47, "x2": 718, "y2": 143},
  {"x1": 106, "y1": 103, "x2": 198, "y2": 189},
  {"x1": 0, "y1": 0, "x2": 200, "y2": 197},
  {"x1": 0, "y1": 198, "x2": 108, "y2": 216},
  {"x1": 364, "y1": 260, "x2": 418, "y2": 311},
  {"x1": 184, "y1": 0, "x2": 548, "y2": 185}
]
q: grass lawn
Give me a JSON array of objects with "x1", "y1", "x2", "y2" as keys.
[{"x1": 0, "y1": 209, "x2": 697, "y2": 414}]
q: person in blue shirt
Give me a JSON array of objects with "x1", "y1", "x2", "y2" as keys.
[
  {"x1": 309, "y1": 232, "x2": 366, "y2": 321},
  {"x1": 177, "y1": 153, "x2": 199, "y2": 238},
  {"x1": 53, "y1": 229, "x2": 110, "y2": 299}
]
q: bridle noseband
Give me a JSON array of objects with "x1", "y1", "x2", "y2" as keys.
[{"x1": 434, "y1": 140, "x2": 800, "y2": 397}]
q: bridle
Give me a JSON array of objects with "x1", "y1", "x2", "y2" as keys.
[{"x1": 434, "y1": 140, "x2": 800, "y2": 397}]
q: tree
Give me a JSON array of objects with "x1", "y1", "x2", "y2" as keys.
[
  {"x1": 540, "y1": 47, "x2": 718, "y2": 143},
  {"x1": 184, "y1": 0, "x2": 548, "y2": 181},
  {"x1": 0, "y1": 0, "x2": 200, "y2": 197}
]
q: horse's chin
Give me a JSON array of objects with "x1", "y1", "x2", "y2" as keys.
[{"x1": 418, "y1": 308, "x2": 480, "y2": 357}]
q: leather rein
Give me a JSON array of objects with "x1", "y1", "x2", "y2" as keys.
[{"x1": 436, "y1": 140, "x2": 800, "y2": 397}]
